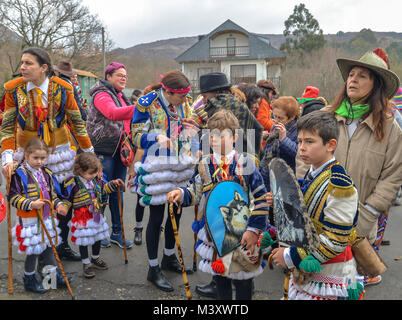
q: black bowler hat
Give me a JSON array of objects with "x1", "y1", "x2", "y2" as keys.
[{"x1": 200, "y1": 72, "x2": 232, "y2": 93}]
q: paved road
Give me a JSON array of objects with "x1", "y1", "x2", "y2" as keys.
[{"x1": 0, "y1": 183, "x2": 401, "y2": 300}]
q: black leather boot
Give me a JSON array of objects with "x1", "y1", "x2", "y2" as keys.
[
  {"x1": 134, "y1": 227, "x2": 143, "y2": 246},
  {"x1": 56, "y1": 243, "x2": 81, "y2": 261},
  {"x1": 23, "y1": 274, "x2": 48, "y2": 294},
  {"x1": 56, "y1": 268, "x2": 73, "y2": 288},
  {"x1": 147, "y1": 265, "x2": 174, "y2": 292},
  {"x1": 195, "y1": 276, "x2": 218, "y2": 299},
  {"x1": 161, "y1": 254, "x2": 194, "y2": 274}
]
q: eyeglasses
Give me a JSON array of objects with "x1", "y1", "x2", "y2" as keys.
[{"x1": 115, "y1": 73, "x2": 128, "y2": 80}]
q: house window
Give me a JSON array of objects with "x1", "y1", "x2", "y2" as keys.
[
  {"x1": 227, "y1": 38, "x2": 236, "y2": 56},
  {"x1": 230, "y1": 64, "x2": 256, "y2": 84}
]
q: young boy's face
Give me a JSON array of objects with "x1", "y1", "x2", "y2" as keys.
[
  {"x1": 297, "y1": 129, "x2": 337, "y2": 169},
  {"x1": 209, "y1": 129, "x2": 238, "y2": 156}
]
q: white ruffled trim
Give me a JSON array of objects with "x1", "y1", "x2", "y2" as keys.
[
  {"x1": 69, "y1": 215, "x2": 109, "y2": 245},
  {"x1": 139, "y1": 155, "x2": 196, "y2": 173},
  {"x1": 12, "y1": 218, "x2": 61, "y2": 256}
]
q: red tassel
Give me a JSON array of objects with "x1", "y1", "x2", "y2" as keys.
[
  {"x1": 19, "y1": 243, "x2": 27, "y2": 252},
  {"x1": 71, "y1": 226, "x2": 76, "y2": 233},
  {"x1": 373, "y1": 48, "x2": 390, "y2": 69},
  {"x1": 71, "y1": 236, "x2": 77, "y2": 243},
  {"x1": 211, "y1": 259, "x2": 225, "y2": 274},
  {"x1": 16, "y1": 225, "x2": 22, "y2": 238}
]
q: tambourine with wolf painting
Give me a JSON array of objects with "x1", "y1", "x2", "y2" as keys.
[
  {"x1": 204, "y1": 181, "x2": 251, "y2": 257},
  {"x1": 268, "y1": 158, "x2": 320, "y2": 250}
]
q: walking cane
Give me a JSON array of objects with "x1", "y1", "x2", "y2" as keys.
[
  {"x1": 38, "y1": 199, "x2": 75, "y2": 299},
  {"x1": 6, "y1": 166, "x2": 13, "y2": 294},
  {"x1": 117, "y1": 185, "x2": 128, "y2": 264},
  {"x1": 169, "y1": 202, "x2": 192, "y2": 300},
  {"x1": 193, "y1": 204, "x2": 198, "y2": 272}
]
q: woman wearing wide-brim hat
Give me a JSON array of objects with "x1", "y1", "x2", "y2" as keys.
[{"x1": 324, "y1": 48, "x2": 402, "y2": 286}]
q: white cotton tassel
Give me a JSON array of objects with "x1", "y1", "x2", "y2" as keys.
[
  {"x1": 26, "y1": 246, "x2": 33, "y2": 255},
  {"x1": 25, "y1": 227, "x2": 33, "y2": 238},
  {"x1": 33, "y1": 244, "x2": 43, "y2": 255}
]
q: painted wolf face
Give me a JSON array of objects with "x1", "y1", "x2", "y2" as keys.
[{"x1": 220, "y1": 191, "x2": 250, "y2": 238}]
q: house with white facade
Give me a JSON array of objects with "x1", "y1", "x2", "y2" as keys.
[{"x1": 175, "y1": 19, "x2": 286, "y2": 94}]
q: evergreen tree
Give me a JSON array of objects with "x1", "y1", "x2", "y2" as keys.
[{"x1": 280, "y1": 3, "x2": 326, "y2": 53}]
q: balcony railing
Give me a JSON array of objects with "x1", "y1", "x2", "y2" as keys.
[{"x1": 210, "y1": 46, "x2": 249, "y2": 58}]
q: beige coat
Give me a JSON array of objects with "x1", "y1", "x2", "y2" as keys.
[{"x1": 328, "y1": 108, "x2": 402, "y2": 243}]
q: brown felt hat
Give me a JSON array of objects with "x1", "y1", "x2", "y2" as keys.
[
  {"x1": 257, "y1": 79, "x2": 277, "y2": 95},
  {"x1": 53, "y1": 60, "x2": 75, "y2": 78}
]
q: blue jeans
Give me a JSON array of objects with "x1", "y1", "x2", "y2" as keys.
[{"x1": 98, "y1": 152, "x2": 127, "y2": 234}]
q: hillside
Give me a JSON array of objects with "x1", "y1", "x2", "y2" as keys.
[{"x1": 111, "y1": 31, "x2": 402, "y2": 61}]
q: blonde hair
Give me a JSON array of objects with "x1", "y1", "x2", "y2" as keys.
[
  {"x1": 207, "y1": 109, "x2": 239, "y2": 134},
  {"x1": 73, "y1": 152, "x2": 102, "y2": 176}
]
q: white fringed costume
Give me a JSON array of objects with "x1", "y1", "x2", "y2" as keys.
[{"x1": 129, "y1": 154, "x2": 195, "y2": 206}]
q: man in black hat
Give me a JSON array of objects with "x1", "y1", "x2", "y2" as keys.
[
  {"x1": 193, "y1": 72, "x2": 263, "y2": 299},
  {"x1": 197, "y1": 72, "x2": 263, "y2": 158}
]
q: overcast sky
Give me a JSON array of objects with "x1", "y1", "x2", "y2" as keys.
[{"x1": 82, "y1": 0, "x2": 402, "y2": 49}]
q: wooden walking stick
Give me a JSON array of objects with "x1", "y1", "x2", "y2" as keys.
[
  {"x1": 169, "y1": 202, "x2": 192, "y2": 300},
  {"x1": 117, "y1": 184, "x2": 128, "y2": 264},
  {"x1": 38, "y1": 199, "x2": 75, "y2": 299},
  {"x1": 192, "y1": 204, "x2": 198, "y2": 272},
  {"x1": 6, "y1": 166, "x2": 13, "y2": 294}
]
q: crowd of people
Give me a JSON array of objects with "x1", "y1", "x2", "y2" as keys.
[{"x1": 0, "y1": 45, "x2": 401, "y2": 300}]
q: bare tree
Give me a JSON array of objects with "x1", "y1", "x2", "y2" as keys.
[{"x1": 0, "y1": 0, "x2": 112, "y2": 60}]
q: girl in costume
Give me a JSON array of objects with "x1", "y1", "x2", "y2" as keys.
[
  {"x1": 324, "y1": 48, "x2": 402, "y2": 286},
  {"x1": 61, "y1": 152, "x2": 124, "y2": 279},
  {"x1": 9, "y1": 138, "x2": 72, "y2": 293},
  {"x1": 130, "y1": 70, "x2": 198, "y2": 292},
  {"x1": 167, "y1": 110, "x2": 269, "y2": 300}
]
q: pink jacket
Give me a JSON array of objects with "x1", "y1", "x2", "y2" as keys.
[{"x1": 93, "y1": 91, "x2": 135, "y2": 133}]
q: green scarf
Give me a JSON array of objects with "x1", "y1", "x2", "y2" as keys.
[{"x1": 334, "y1": 99, "x2": 370, "y2": 119}]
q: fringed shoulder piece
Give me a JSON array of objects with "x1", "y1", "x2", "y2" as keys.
[
  {"x1": 4, "y1": 77, "x2": 25, "y2": 92},
  {"x1": 135, "y1": 90, "x2": 159, "y2": 113},
  {"x1": 327, "y1": 164, "x2": 356, "y2": 198},
  {"x1": 52, "y1": 76, "x2": 73, "y2": 92}
]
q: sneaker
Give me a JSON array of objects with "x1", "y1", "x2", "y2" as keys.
[
  {"x1": 101, "y1": 239, "x2": 111, "y2": 248},
  {"x1": 110, "y1": 232, "x2": 133, "y2": 249},
  {"x1": 91, "y1": 257, "x2": 109, "y2": 270},
  {"x1": 83, "y1": 263, "x2": 96, "y2": 279},
  {"x1": 364, "y1": 275, "x2": 382, "y2": 286}
]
